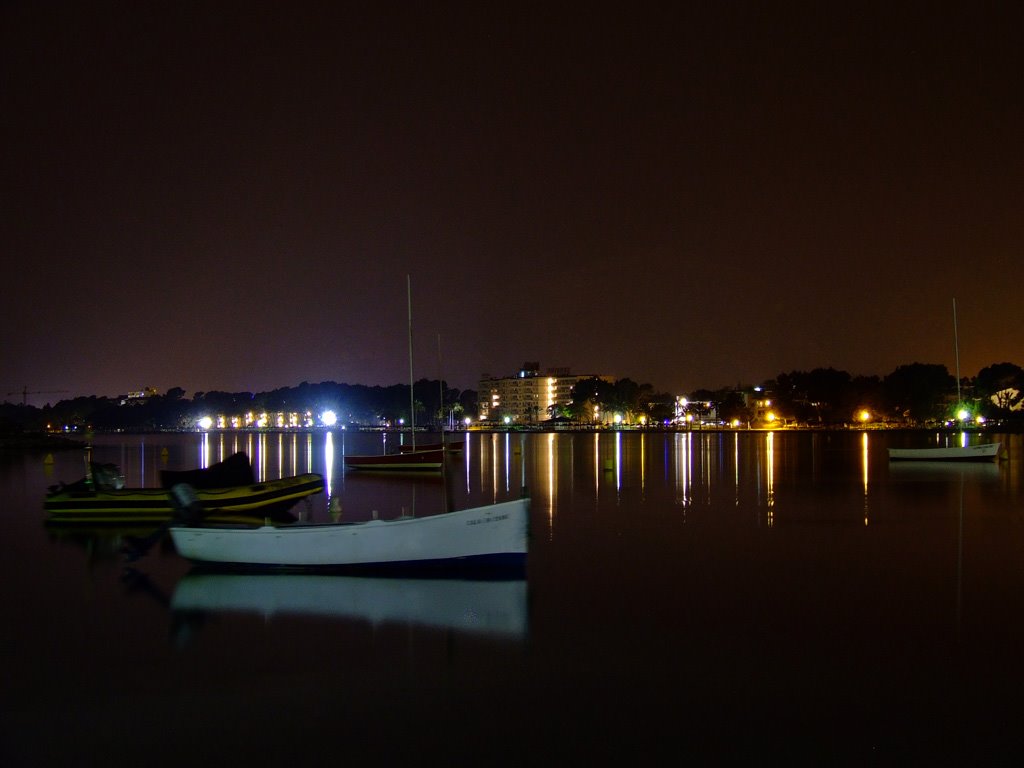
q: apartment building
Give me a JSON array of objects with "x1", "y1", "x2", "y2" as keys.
[{"x1": 478, "y1": 363, "x2": 605, "y2": 424}]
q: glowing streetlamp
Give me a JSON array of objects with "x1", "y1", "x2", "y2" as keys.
[{"x1": 321, "y1": 410, "x2": 338, "y2": 427}]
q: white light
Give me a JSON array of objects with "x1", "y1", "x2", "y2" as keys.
[
  {"x1": 322, "y1": 410, "x2": 338, "y2": 426},
  {"x1": 197, "y1": 416, "x2": 213, "y2": 431}
]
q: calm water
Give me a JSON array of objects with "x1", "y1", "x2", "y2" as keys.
[{"x1": 2, "y1": 429, "x2": 1023, "y2": 764}]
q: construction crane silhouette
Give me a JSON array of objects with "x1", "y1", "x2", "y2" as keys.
[{"x1": 5, "y1": 386, "x2": 70, "y2": 406}]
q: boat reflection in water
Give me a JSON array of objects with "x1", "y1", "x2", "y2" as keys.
[
  {"x1": 170, "y1": 572, "x2": 529, "y2": 641},
  {"x1": 887, "y1": 460, "x2": 1002, "y2": 482}
]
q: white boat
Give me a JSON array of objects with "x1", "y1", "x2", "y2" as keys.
[
  {"x1": 171, "y1": 572, "x2": 528, "y2": 639},
  {"x1": 888, "y1": 299, "x2": 1003, "y2": 464},
  {"x1": 888, "y1": 443, "x2": 1002, "y2": 462},
  {"x1": 169, "y1": 497, "x2": 529, "y2": 571}
]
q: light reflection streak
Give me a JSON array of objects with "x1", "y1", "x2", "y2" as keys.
[
  {"x1": 324, "y1": 431, "x2": 335, "y2": 500},
  {"x1": 504, "y1": 432, "x2": 511, "y2": 493},
  {"x1": 701, "y1": 433, "x2": 713, "y2": 505},
  {"x1": 861, "y1": 431, "x2": 870, "y2": 526},
  {"x1": 640, "y1": 433, "x2": 646, "y2": 493},
  {"x1": 188, "y1": 430, "x2": 334, "y2": 487},
  {"x1": 765, "y1": 432, "x2": 775, "y2": 527},
  {"x1": 490, "y1": 433, "x2": 499, "y2": 503},
  {"x1": 734, "y1": 432, "x2": 740, "y2": 507},
  {"x1": 547, "y1": 433, "x2": 555, "y2": 538},
  {"x1": 675, "y1": 432, "x2": 691, "y2": 510},
  {"x1": 593, "y1": 432, "x2": 600, "y2": 498},
  {"x1": 518, "y1": 434, "x2": 527, "y2": 495},
  {"x1": 615, "y1": 431, "x2": 622, "y2": 492},
  {"x1": 257, "y1": 433, "x2": 267, "y2": 481}
]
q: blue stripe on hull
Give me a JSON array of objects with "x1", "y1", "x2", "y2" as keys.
[{"x1": 185, "y1": 552, "x2": 528, "y2": 578}]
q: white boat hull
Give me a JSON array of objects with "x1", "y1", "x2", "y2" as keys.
[
  {"x1": 888, "y1": 442, "x2": 1001, "y2": 462},
  {"x1": 169, "y1": 497, "x2": 529, "y2": 571}
]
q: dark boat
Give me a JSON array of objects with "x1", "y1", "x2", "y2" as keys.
[
  {"x1": 398, "y1": 440, "x2": 464, "y2": 454},
  {"x1": 343, "y1": 448, "x2": 444, "y2": 471},
  {"x1": 44, "y1": 452, "x2": 323, "y2": 524}
]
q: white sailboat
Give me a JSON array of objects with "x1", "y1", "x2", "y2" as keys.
[{"x1": 888, "y1": 299, "x2": 1002, "y2": 463}]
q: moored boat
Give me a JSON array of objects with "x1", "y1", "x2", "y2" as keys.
[
  {"x1": 341, "y1": 277, "x2": 446, "y2": 475},
  {"x1": 887, "y1": 443, "x2": 1002, "y2": 462},
  {"x1": 343, "y1": 448, "x2": 445, "y2": 471},
  {"x1": 169, "y1": 496, "x2": 529, "y2": 572},
  {"x1": 45, "y1": 452, "x2": 324, "y2": 523},
  {"x1": 398, "y1": 440, "x2": 464, "y2": 454},
  {"x1": 888, "y1": 301, "x2": 1004, "y2": 465}
]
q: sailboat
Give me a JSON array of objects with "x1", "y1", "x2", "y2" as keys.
[
  {"x1": 344, "y1": 276, "x2": 444, "y2": 472},
  {"x1": 888, "y1": 299, "x2": 1002, "y2": 462}
]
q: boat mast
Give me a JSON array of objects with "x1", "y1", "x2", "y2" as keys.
[
  {"x1": 437, "y1": 333, "x2": 446, "y2": 434},
  {"x1": 953, "y1": 297, "x2": 961, "y2": 407},
  {"x1": 407, "y1": 274, "x2": 416, "y2": 450}
]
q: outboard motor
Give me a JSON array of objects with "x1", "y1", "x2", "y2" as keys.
[{"x1": 168, "y1": 483, "x2": 205, "y2": 526}]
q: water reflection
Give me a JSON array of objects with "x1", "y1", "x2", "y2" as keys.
[
  {"x1": 170, "y1": 573, "x2": 528, "y2": 642},
  {"x1": 21, "y1": 429, "x2": 1024, "y2": 764},
  {"x1": 71, "y1": 429, "x2": 1015, "y2": 533},
  {"x1": 887, "y1": 461, "x2": 1001, "y2": 482},
  {"x1": 862, "y1": 432, "x2": 870, "y2": 525}
]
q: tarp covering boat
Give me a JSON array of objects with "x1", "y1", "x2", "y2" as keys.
[{"x1": 160, "y1": 452, "x2": 255, "y2": 489}]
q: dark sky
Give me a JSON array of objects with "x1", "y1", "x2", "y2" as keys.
[{"x1": 3, "y1": 2, "x2": 1021, "y2": 404}]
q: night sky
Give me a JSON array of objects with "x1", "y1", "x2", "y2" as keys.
[{"x1": 4, "y1": 2, "x2": 1021, "y2": 405}]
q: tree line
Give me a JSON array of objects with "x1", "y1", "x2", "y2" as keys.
[
  {"x1": 2, "y1": 360, "x2": 1022, "y2": 435},
  {"x1": 0, "y1": 379, "x2": 475, "y2": 434},
  {"x1": 561, "y1": 361, "x2": 1024, "y2": 427}
]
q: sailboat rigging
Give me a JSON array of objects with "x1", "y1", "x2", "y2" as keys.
[
  {"x1": 888, "y1": 298, "x2": 1002, "y2": 462},
  {"x1": 343, "y1": 277, "x2": 444, "y2": 471}
]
